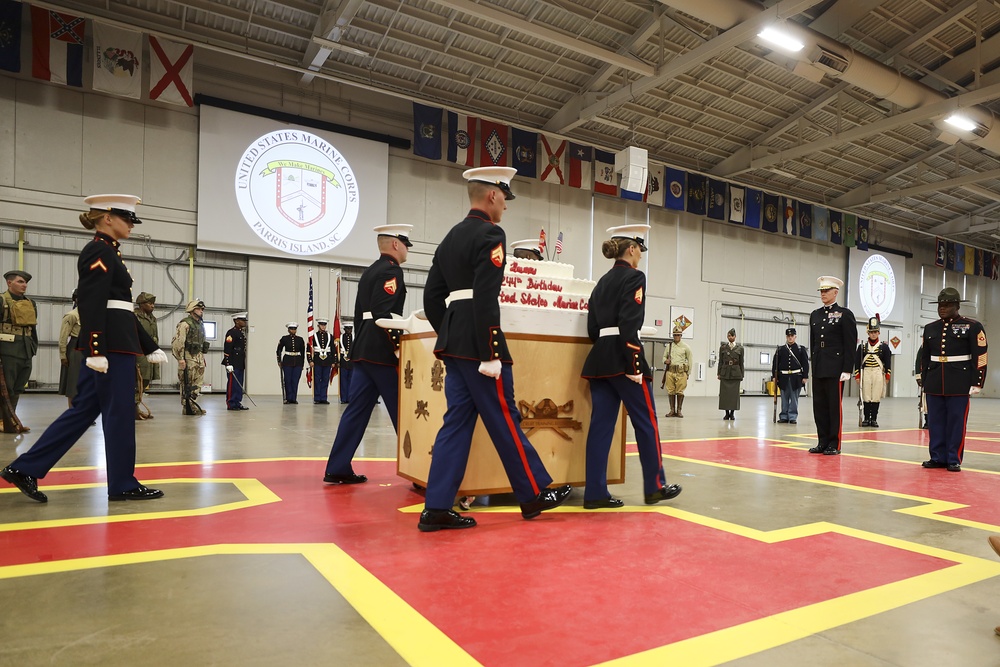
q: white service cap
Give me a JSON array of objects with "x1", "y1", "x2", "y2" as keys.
[
  {"x1": 509, "y1": 239, "x2": 542, "y2": 258},
  {"x1": 463, "y1": 166, "x2": 517, "y2": 200},
  {"x1": 286, "y1": 322, "x2": 299, "y2": 329},
  {"x1": 232, "y1": 312, "x2": 248, "y2": 320},
  {"x1": 316, "y1": 318, "x2": 329, "y2": 325},
  {"x1": 373, "y1": 223, "x2": 414, "y2": 247},
  {"x1": 606, "y1": 224, "x2": 651, "y2": 251},
  {"x1": 817, "y1": 275, "x2": 844, "y2": 290},
  {"x1": 84, "y1": 194, "x2": 142, "y2": 223}
]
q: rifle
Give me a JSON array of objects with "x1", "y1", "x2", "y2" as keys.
[
  {"x1": 772, "y1": 376, "x2": 778, "y2": 423},
  {"x1": 660, "y1": 366, "x2": 668, "y2": 390},
  {"x1": 917, "y1": 382, "x2": 924, "y2": 429},
  {"x1": 182, "y1": 364, "x2": 197, "y2": 415},
  {"x1": 135, "y1": 366, "x2": 152, "y2": 419},
  {"x1": 279, "y1": 363, "x2": 286, "y2": 403}
]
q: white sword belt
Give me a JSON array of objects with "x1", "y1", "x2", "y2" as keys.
[
  {"x1": 108, "y1": 300, "x2": 133, "y2": 311},
  {"x1": 445, "y1": 289, "x2": 474, "y2": 306},
  {"x1": 930, "y1": 355, "x2": 971, "y2": 362}
]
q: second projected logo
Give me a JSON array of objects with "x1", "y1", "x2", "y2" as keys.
[{"x1": 235, "y1": 130, "x2": 359, "y2": 255}]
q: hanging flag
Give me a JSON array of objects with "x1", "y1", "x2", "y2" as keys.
[
  {"x1": 830, "y1": 210, "x2": 843, "y2": 245},
  {"x1": 554, "y1": 231, "x2": 564, "y2": 256},
  {"x1": 782, "y1": 198, "x2": 797, "y2": 235},
  {"x1": 935, "y1": 237, "x2": 946, "y2": 267},
  {"x1": 993, "y1": 253, "x2": 999, "y2": 280},
  {"x1": 856, "y1": 218, "x2": 869, "y2": 250},
  {"x1": 0, "y1": 0, "x2": 22, "y2": 74},
  {"x1": 728, "y1": 186, "x2": 745, "y2": 224},
  {"x1": 479, "y1": 120, "x2": 508, "y2": 166},
  {"x1": 332, "y1": 272, "x2": 342, "y2": 379},
  {"x1": 447, "y1": 112, "x2": 475, "y2": 166},
  {"x1": 983, "y1": 251, "x2": 992, "y2": 278},
  {"x1": 706, "y1": 179, "x2": 725, "y2": 220},
  {"x1": 762, "y1": 193, "x2": 779, "y2": 232},
  {"x1": 539, "y1": 228, "x2": 547, "y2": 256},
  {"x1": 411, "y1": 102, "x2": 442, "y2": 160},
  {"x1": 646, "y1": 164, "x2": 665, "y2": 207},
  {"x1": 945, "y1": 241, "x2": 955, "y2": 271},
  {"x1": 686, "y1": 174, "x2": 706, "y2": 215},
  {"x1": 539, "y1": 134, "x2": 566, "y2": 184},
  {"x1": 594, "y1": 150, "x2": 617, "y2": 196},
  {"x1": 567, "y1": 143, "x2": 592, "y2": 190},
  {"x1": 93, "y1": 23, "x2": 142, "y2": 99},
  {"x1": 31, "y1": 6, "x2": 84, "y2": 86},
  {"x1": 813, "y1": 206, "x2": 830, "y2": 242},
  {"x1": 955, "y1": 243, "x2": 966, "y2": 273},
  {"x1": 976, "y1": 248, "x2": 984, "y2": 277},
  {"x1": 665, "y1": 168, "x2": 685, "y2": 210},
  {"x1": 511, "y1": 127, "x2": 537, "y2": 178},
  {"x1": 744, "y1": 189, "x2": 761, "y2": 228},
  {"x1": 306, "y1": 273, "x2": 315, "y2": 388},
  {"x1": 965, "y1": 245, "x2": 975, "y2": 275},
  {"x1": 799, "y1": 203, "x2": 813, "y2": 239},
  {"x1": 843, "y1": 214, "x2": 856, "y2": 247},
  {"x1": 149, "y1": 35, "x2": 194, "y2": 107}
]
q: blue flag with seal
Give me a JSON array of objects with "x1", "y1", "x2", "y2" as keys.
[
  {"x1": 762, "y1": 193, "x2": 779, "y2": 232},
  {"x1": 706, "y1": 178, "x2": 725, "y2": 220},
  {"x1": 856, "y1": 218, "x2": 869, "y2": 250},
  {"x1": 813, "y1": 206, "x2": 829, "y2": 242},
  {"x1": 744, "y1": 189, "x2": 761, "y2": 228},
  {"x1": 945, "y1": 241, "x2": 955, "y2": 271},
  {"x1": 830, "y1": 210, "x2": 843, "y2": 245},
  {"x1": 511, "y1": 127, "x2": 537, "y2": 178},
  {"x1": 798, "y1": 203, "x2": 812, "y2": 239},
  {"x1": 412, "y1": 103, "x2": 442, "y2": 160},
  {"x1": 0, "y1": 0, "x2": 22, "y2": 73},
  {"x1": 664, "y1": 168, "x2": 685, "y2": 210},
  {"x1": 686, "y1": 174, "x2": 706, "y2": 215}
]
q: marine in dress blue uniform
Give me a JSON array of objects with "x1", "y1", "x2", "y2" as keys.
[
  {"x1": 854, "y1": 316, "x2": 892, "y2": 427},
  {"x1": 276, "y1": 323, "x2": 306, "y2": 403},
  {"x1": 339, "y1": 325, "x2": 353, "y2": 403},
  {"x1": 310, "y1": 318, "x2": 337, "y2": 404},
  {"x1": 324, "y1": 225, "x2": 410, "y2": 484},
  {"x1": 2, "y1": 194, "x2": 167, "y2": 502},
  {"x1": 418, "y1": 166, "x2": 571, "y2": 532},
  {"x1": 808, "y1": 276, "x2": 858, "y2": 455},
  {"x1": 771, "y1": 327, "x2": 809, "y2": 424},
  {"x1": 581, "y1": 224, "x2": 681, "y2": 509},
  {"x1": 222, "y1": 312, "x2": 249, "y2": 410},
  {"x1": 920, "y1": 287, "x2": 987, "y2": 472}
]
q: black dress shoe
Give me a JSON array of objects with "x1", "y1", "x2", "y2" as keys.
[
  {"x1": 861, "y1": 420, "x2": 870, "y2": 427},
  {"x1": 645, "y1": 484, "x2": 682, "y2": 504},
  {"x1": 789, "y1": 420, "x2": 797, "y2": 424},
  {"x1": 323, "y1": 473, "x2": 368, "y2": 485},
  {"x1": 583, "y1": 496, "x2": 624, "y2": 509},
  {"x1": 870, "y1": 421, "x2": 879, "y2": 428},
  {"x1": 947, "y1": 464, "x2": 962, "y2": 472},
  {"x1": 1, "y1": 466, "x2": 47, "y2": 503},
  {"x1": 287, "y1": 400, "x2": 298, "y2": 404},
  {"x1": 808, "y1": 446, "x2": 825, "y2": 453},
  {"x1": 777, "y1": 418, "x2": 789, "y2": 423},
  {"x1": 315, "y1": 400, "x2": 330, "y2": 405},
  {"x1": 823, "y1": 448, "x2": 840, "y2": 455},
  {"x1": 237, "y1": 405, "x2": 250, "y2": 410},
  {"x1": 922, "y1": 460, "x2": 947, "y2": 468},
  {"x1": 418, "y1": 508, "x2": 477, "y2": 532},
  {"x1": 109, "y1": 485, "x2": 164, "y2": 501},
  {"x1": 521, "y1": 484, "x2": 572, "y2": 519}
]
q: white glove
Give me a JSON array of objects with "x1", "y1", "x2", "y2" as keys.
[
  {"x1": 225, "y1": 365, "x2": 234, "y2": 373},
  {"x1": 86, "y1": 356, "x2": 109, "y2": 373},
  {"x1": 626, "y1": 373, "x2": 643, "y2": 384},
  {"x1": 147, "y1": 349, "x2": 168, "y2": 365},
  {"x1": 970, "y1": 386, "x2": 982, "y2": 395},
  {"x1": 839, "y1": 372, "x2": 851, "y2": 382},
  {"x1": 478, "y1": 359, "x2": 502, "y2": 378}
]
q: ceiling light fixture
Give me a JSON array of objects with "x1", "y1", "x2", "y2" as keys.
[
  {"x1": 312, "y1": 36, "x2": 370, "y2": 58},
  {"x1": 944, "y1": 114, "x2": 977, "y2": 132},
  {"x1": 757, "y1": 26, "x2": 805, "y2": 53}
]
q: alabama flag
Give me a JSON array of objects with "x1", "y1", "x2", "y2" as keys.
[
  {"x1": 93, "y1": 23, "x2": 142, "y2": 99},
  {"x1": 31, "y1": 6, "x2": 84, "y2": 87},
  {"x1": 149, "y1": 36, "x2": 194, "y2": 106}
]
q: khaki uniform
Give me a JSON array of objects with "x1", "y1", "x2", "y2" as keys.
[
  {"x1": 171, "y1": 315, "x2": 208, "y2": 412},
  {"x1": 0, "y1": 291, "x2": 39, "y2": 409},
  {"x1": 135, "y1": 309, "x2": 160, "y2": 386},
  {"x1": 661, "y1": 339, "x2": 693, "y2": 395}
]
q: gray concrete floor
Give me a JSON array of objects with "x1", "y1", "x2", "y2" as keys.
[{"x1": 1, "y1": 392, "x2": 999, "y2": 666}]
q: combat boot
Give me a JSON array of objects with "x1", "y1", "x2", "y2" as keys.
[
  {"x1": 676, "y1": 395, "x2": 685, "y2": 418},
  {"x1": 665, "y1": 395, "x2": 676, "y2": 418}
]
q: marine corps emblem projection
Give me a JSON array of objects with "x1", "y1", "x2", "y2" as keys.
[{"x1": 235, "y1": 130, "x2": 360, "y2": 256}]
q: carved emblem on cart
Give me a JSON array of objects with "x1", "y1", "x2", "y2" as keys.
[
  {"x1": 431, "y1": 360, "x2": 444, "y2": 391},
  {"x1": 404, "y1": 360, "x2": 414, "y2": 389},
  {"x1": 517, "y1": 398, "x2": 581, "y2": 441},
  {"x1": 415, "y1": 400, "x2": 430, "y2": 421},
  {"x1": 403, "y1": 431, "x2": 412, "y2": 459}
]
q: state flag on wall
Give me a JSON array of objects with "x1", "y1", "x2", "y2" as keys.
[
  {"x1": 843, "y1": 214, "x2": 856, "y2": 247},
  {"x1": 686, "y1": 174, "x2": 706, "y2": 215},
  {"x1": 782, "y1": 197, "x2": 797, "y2": 235},
  {"x1": 93, "y1": 23, "x2": 142, "y2": 99},
  {"x1": 993, "y1": 253, "x2": 999, "y2": 280},
  {"x1": 743, "y1": 189, "x2": 761, "y2": 228},
  {"x1": 982, "y1": 250, "x2": 991, "y2": 278},
  {"x1": 728, "y1": 186, "x2": 744, "y2": 224},
  {"x1": 965, "y1": 245, "x2": 975, "y2": 275},
  {"x1": 955, "y1": 243, "x2": 966, "y2": 273},
  {"x1": 976, "y1": 248, "x2": 984, "y2": 276},
  {"x1": 479, "y1": 120, "x2": 508, "y2": 166},
  {"x1": 539, "y1": 134, "x2": 566, "y2": 184},
  {"x1": 149, "y1": 36, "x2": 194, "y2": 106},
  {"x1": 762, "y1": 193, "x2": 779, "y2": 232},
  {"x1": 706, "y1": 179, "x2": 725, "y2": 220},
  {"x1": 945, "y1": 241, "x2": 955, "y2": 271},
  {"x1": 664, "y1": 168, "x2": 685, "y2": 210},
  {"x1": 0, "y1": 0, "x2": 23, "y2": 73},
  {"x1": 31, "y1": 6, "x2": 84, "y2": 86},
  {"x1": 935, "y1": 237, "x2": 946, "y2": 267},
  {"x1": 567, "y1": 143, "x2": 592, "y2": 190},
  {"x1": 646, "y1": 163, "x2": 665, "y2": 207},
  {"x1": 830, "y1": 210, "x2": 843, "y2": 244},
  {"x1": 511, "y1": 127, "x2": 537, "y2": 178},
  {"x1": 447, "y1": 112, "x2": 475, "y2": 166},
  {"x1": 798, "y1": 203, "x2": 812, "y2": 239},
  {"x1": 856, "y1": 218, "x2": 869, "y2": 250},
  {"x1": 594, "y1": 150, "x2": 617, "y2": 195},
  {"x1": 411, "y1": 102, "x2": 442, "y2": 160},
  {"x1": 813, "y1": 206, "x2": 830, "y2": 242}
]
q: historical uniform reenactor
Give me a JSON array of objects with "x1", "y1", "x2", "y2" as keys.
[
  {"x1": 920, "y1": 287, "x2": 987, "y2": 472},
  {"x1": 419, "y1": 166, "x2": 571, "y2": 532},
  {"x1": 717, "y1": 328, "x2": 745, "y2": 420},
  {"x1": 222, "y1": 312, "x2": 249, "y2": 411},
  {"x1": 172, "y1": 299, "x2": 209, "y2": 415},
  {"x1": 661, "y1": 325, "x2": 693, "y2": 417},
  {"x1": 855, "y1": 315, "x2": 892, "y2": 427},
  {"x1": 324, "y1": 224, "x2": 410, "y2": 483},
  {"x1": 310, "y1": 318, "x2": 337, "y2": 405},
  {"x1": 808, "y1": 276, "x2": 858, "y2": 455},
  {"x1": 915, "y1": 344, "x2": 928, "y2": 429},
  {"x1": 0, "y1": 269, "x2": 38, "y2": 432},
  {"x1": 57, "y1": 290, "x2": 82, "y2": 408},
  {"x1": 277, "y1": 322, "x2": 306, "y2": 404},
  {"x1": 338, "y1": 324, "x2": 354, "y2": 403},
  {"x1": 582, "y1": 224, "x2": 682, "y2": 510},
  {"x1": 133, "y1": 291, "x2": 159, "y2": 419},
  {"x1": 771, "y1": 327, "x2": 809, "y2": 424}
]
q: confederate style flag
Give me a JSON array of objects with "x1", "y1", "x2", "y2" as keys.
[
  {"x1": 31, "y1": 6, "x2": 84, "y2": 86},
  {"x1": 150, "y1": 36, "x2": 194, "y2": 106}
]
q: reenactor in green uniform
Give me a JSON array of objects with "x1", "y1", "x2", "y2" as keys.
[
  {"x1": 171, "y1": 299, "x2": 208, "y2": 415},
  {"x1": 134, "y1": 292, "x2": 159, "y2": 419},
  {"x1": 661, "y1": 325, "x2": 693, "y2": 417},
  {"x1": 1, "y1": 270, "x2": 38, "y2": 432},
  {"x1": 717, "y1": 327, "x2": 745, "y2": 420}
]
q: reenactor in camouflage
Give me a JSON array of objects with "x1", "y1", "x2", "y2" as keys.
[
  {"x1": 134, "y1": 292, "x2": 159, "y2": 419},
  {"x1": 172, "y1": 299, "x2": 208, "y2": 415}
]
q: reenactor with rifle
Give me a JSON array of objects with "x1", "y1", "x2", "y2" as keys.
[
  {"x1": 660, "y1": 325, "x2": 692, "y2": 417},
  {"x1": 172, "y1": 299, "x2": 209, "y2": 415},
  {"x1": 771, "y1": 327, "x2": 809, "y2": 424},
  {"x1": 855, "y1": 315, "x2": 892, "y2": 427}
]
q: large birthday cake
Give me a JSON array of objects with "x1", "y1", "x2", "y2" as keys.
[{"x1": 500, "y1": 258, "x2": 594, "y2": 337}]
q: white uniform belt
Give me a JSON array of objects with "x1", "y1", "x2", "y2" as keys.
[
  {"x1": 362, "y1": 311, "x2": 373, "y2": 320},
  {"x1": 445, "y1": 289, "x2": 474, "y2": 306},
  {"x1": 930, "y1": 354, "x2": 971, "y2": 362},
  {"x1": 780, "y1": 370, "x2": 802, "y2": 374},
  {"x1": 283, "y1": 352, "x2": 302, "y2": 356},
  {"x1": 599, "y1": 327, "x2": 620, "y2": 337},
  {"x1": 108, "y1": 300, "x2": 132, "y2": 311}
]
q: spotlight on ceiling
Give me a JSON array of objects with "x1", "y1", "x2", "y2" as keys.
[
  {"x1": 757, "y1": 26, "x2": 805, "y2": 53},
  {"x1": 944, "y1": 114, "x2": 977, "y2": 132}
]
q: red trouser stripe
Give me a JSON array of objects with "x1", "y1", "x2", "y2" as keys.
[
  {"x1": 640, "y1": 381, "x2": 663, "y2": 462},
  {"x1": 227, "y1": 375, "x2": 234, "y2": 403},
  {"x1": 494, "y1": 374, "x2": 540, "y2": 496}
]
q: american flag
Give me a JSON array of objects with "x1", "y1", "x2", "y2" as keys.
[
  {"x1": 539, "y1": 228, "x2": 546, "y2": 254},
  {"x1": 305, "y1": 272, "x2": 314, "y2": 388},
  {"x1": 554, "y1": 231, "x2": 563, "y2": 255},
  {"x1": 332, "y1": 271, "x2": 341, "y2": 380}
]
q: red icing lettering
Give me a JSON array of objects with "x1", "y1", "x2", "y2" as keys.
[
  {"x1": 526, "y1": 278, "x2": 563, "y2": 292},
  {"x1": 508, "y1": 261, "x2": 537, "y2": 275}
]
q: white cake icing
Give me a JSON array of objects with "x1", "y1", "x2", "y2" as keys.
[{"x1": 500, "y1": 258, "x2": 594, "y2": 337}]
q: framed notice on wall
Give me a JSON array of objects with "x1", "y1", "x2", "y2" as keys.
[{"x1": 669, "y1": 306, "x2": 695, "y2": 339}]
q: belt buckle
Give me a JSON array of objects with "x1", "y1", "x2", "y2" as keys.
[
  {"x1": 820, "y1": 342, "x2": 826, "y2": 347},
  {"x1": 940, "y1": 355, "x2": 948, "y2": 363}
]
